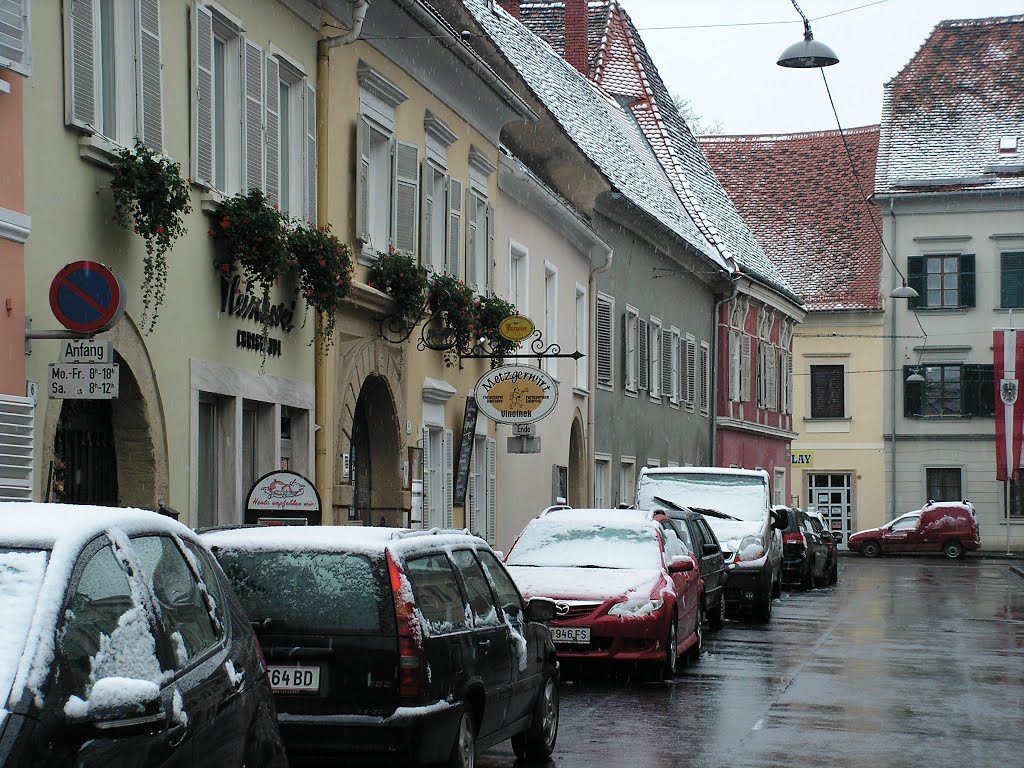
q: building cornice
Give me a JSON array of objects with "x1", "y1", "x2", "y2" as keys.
[
  {"x1": 717, "y1": 416, "x2": 798, "y2": 442},
  {"x1": 0, "y1": 207, "x2": 31, "y2": 243}
]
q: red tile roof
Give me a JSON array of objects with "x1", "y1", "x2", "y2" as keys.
[{"x1": 700, "y1": 127, "x2": 883, "y2": 313}]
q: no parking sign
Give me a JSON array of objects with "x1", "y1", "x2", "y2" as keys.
[{"x1": 49, "y1": 261, "x2": 125, "y2": 333}]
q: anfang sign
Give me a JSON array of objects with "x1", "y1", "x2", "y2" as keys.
[{"x1": 474, "y1": 364, "x2": 558, "y2": 425}]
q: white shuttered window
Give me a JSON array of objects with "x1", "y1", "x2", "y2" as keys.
[
  {"x1": 596, "y1": 294, "x2": 614, "y2": 390},
  {"x1": 0, "y1": 394, "x2": 34, "y2": 501},
  {"x1": 0, "y1": 0, "x2": 31, "y2": 75},
  {"x1": 624, "y1": 306, "x2": 639, "y2": 393}
]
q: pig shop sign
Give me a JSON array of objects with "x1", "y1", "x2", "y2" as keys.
[
  {"x1": 220, "y1": 274, "x2": 296, "y2": 358},
  {"x1": 474, "y1": 364, "x2": 558, "y2": 425}
]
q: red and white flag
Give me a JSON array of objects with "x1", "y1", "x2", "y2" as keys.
[{"x1": 994, "y1": 328, "x2": 1024, "y2": 481}]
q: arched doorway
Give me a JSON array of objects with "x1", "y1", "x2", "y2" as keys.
[
  {"x1": 568, "y1": 414, "x2": 587, "y2": 507},
  {"x1": 348, "y1": 374, "x2": 402, "y2": 526},
  {"x1": 53, "y1": 398, "x2": 118, "y2": 504}
]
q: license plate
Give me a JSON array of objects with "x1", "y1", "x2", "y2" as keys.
[
  {"x1": 549, "y1": 626, "x2": 591, "y2": 644},
  {"x1": 268, "y1": 665, "x2": 320, "y2": 693}
]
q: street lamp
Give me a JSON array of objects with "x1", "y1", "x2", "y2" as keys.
[
  {"x1": 777, "y1": 0, "x2": 839, "y2": 68},
  {"x1": 890, "y1": 281, "x2": 920, "y2": 299}
]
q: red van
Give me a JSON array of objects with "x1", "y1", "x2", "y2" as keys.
[{"x1": 848, "y1": 501, "x2": 980, "y2": 559}]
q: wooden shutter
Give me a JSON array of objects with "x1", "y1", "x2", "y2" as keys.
[
  {"x1": 728, "y1": 331, "x2": 739, "y2": 401},
  {"x1": 443, "y1": 428, "x2": 454, "y2": 529},
  {"x1": 137, "y1": 0, "x2": 163, "y2": 151},
  {"x1": 486, "y1": 437, "x2": 496, "y2": 544},
  {"x1": 596, "y1": 295, "x2": 613, "y2": 387},
  {"x1": 903, "y1": 367, "x2": 923, "y2": 417},
  {"x1": 958, "y1": 254, "x2": 975, "y2": 308},
  {"x1": 420, "y1": 427, "x2": 432, "y2": 529},
  {"x1": 0, "y1": 0, "x2": 30, "y2": 75},
  {"x1": 242, "y1": 39, "x2": 264, "y2": 193},
  {"x1": 686, "y1": 336, "x2": 696, "y2": 405},
  {"x1": 1001, "y1": 252, "x2": 1024, "y2": 308},
  {"x1": 467, "y1": 447, "x2": 477, "y2": 535},
  {"x1": 485, "y1": 203, "x2": 494, "y2": 295},
  {"x1": 303, "y1": 80, "x2": 317, "y2": 225},
  {"x1": 263, "y1": 57, "x2": 280, "y2": 207},
  {"x1": 0, "y1": 394, "x2": 34, "y2": 501},
  {"x1": 393, "y1": 141, "x2": 419, "y2": 254},
  {"x1": 740, "y1": 335, "x2": 751, "y2": 402},
  {"x1": 638, "y1": 318, "x2": 649, "y2": 391},
  {"x1": 467, "y1": 193, "x2": 478, "y2": 289},
  {"x1": 624, "y1": 311, "x2": 637, "y2": 391},
  {"x1": 962, "y1": 364, "x2": 995, "y2": 417},
  {"x1": 191, "y1": 2, "x2": 214, "y2": 187},
  {"x1": 906, "y1": 255, "x2": 924, "y2": 309},
  {"x1": 421, "y1": 164, "x2": 434, "y2": 270},
  {"x1": 356, "y1": 116, "x2": 370, "y2": 246},
  {"x1": 661, "y1": 331, "x2": 673, "y2": 399},
  {"x1": 66, "y1": 0, "x2": 96, "y2": 130},
  {"x1": 447, "y1": 178, "x2": 463, "y2": 278},
  {"x1": 699, "y1": 344, "x2": 709, "y2": 414},
  {"x1": 767, "y1": 347, "x2": 778, "y2": 411}
]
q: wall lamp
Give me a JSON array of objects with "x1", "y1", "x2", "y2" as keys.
[{"x1": 777, "y1": 0, "x2": 839, "y2": 68}]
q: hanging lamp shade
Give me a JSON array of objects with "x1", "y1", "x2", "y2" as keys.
[
  {"x1": 905, "y1": 369, "x2": 926, "y2": 384},
  {"x1": 890, "y1": 282, "x2": 920, "y2": 299},
  {"x1": 777, "y1": 35, "x2": 839, "y2": 68}
]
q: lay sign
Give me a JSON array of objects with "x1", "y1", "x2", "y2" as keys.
[{"x1": 994, "y1": 328, "x2": 1024, "y2": 481}]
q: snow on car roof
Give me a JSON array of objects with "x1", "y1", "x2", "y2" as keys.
[
  {"x1": 535, "y1": 508, "x2": 657, "y2": 528},
  {"x1": 202, "y1": 524, "x2": 492, "y2": 558},
  {"x1": 641, "y1": 466, "x2": 768, "y2": 478},
  {"x1": 0, "y1": 502, "x2": 197, "y2": 550}
]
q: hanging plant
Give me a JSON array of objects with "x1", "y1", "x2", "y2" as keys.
[
  {"x1": 208, "y1": 189, "x2": 290, "y2": 361},
  {"x1": 474, "y1": 294, "x2": 519, "y2": 363},
  {"x1": 290, "y1": 222, "x2": 354, "y2": 355},
  {"x1": 367, "y1": 247, "x2": 428, "y2": 326},
  {"x1": 109, "y1": 139, "x2": 192, "y2": 333},
  {"x1": 428, "y1": 273, "x2": 476, "y2": 367}
]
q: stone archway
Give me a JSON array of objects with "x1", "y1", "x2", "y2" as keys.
[
  {"x1": 568, "y1": 410, "x2": 587, "y2": 508},
  {"x1": 334, "y1": 338, "x2": 406, "y2": 525},
  {"x1": 41, "y1": 314, "x2": 168, "y2": 509}
]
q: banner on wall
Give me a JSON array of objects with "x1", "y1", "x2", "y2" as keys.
[{"x1": 994, "y1": 328, "x2": 1024, "y2": 481}]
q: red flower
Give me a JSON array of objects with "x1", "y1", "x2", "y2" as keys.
[
  {"x1": 208, "y1": 228, "x2": 216, "y2": 237},
  {"x1": 319, "y1": 259, "x2": 326, "y2": 267}
]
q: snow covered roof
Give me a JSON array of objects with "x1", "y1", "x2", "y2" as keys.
[
  {"x1": 1, "y1": 503, "x2": 197, "y2": 550},
  {"x1": 700, "y1": 127, "x2": 883, "y2": 313},
  {"x1": 876, "y1": 15, "x2": 1024, "y2": 195},
  {"x1": 462, "y1": 0, "x2": 726, "y2": 270},
  {"x1": 511, "y1": 0, "x2": 801, "y2": 304}
]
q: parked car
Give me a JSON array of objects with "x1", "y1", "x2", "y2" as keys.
[
  {"x1": 0, "y1": 503, "x2": 285, "y2": 768},
  {"x1": 848, "y1": 501, "x2": 980, "y2": 559},
  {"x1": 202, "y1": 525, "x2": 559, "y2": 767},
  {"x1": 777, "y1": 506, "x2": 830, "y2": 590},
  {"x1": 503, "y1": 508, "x2": 702, "y2": 679},
  {"x1": 645, "y1": 501, "x2": 729, "y2": 630},
  {"x1": 806, "y1": 509, "x2": 839, "y2": 586},
  {"x1": 636, "y1": 467, "x2": 787, "y2": 621}
]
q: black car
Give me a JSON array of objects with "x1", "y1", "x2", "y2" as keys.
[
  {"x1": 654, "y1": 505, "x2": 730, "y2": 630},
  {"x1": 806, "y1": 510, "x2": 839, "y2": 586},
  {"x1": 0, "y1": 503, "x2": 286, "y2": 768},
  {"x1": 202, "y1": 525, "x2": 559, "y2": 767},
  {"x1": 778, "y1": 506, "x2": 830, "y2": 590}
]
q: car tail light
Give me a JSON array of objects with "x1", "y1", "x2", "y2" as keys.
[
  {"x1": 387, "y1": 550, "x2": 425, "y2": 702},
  {"x1": 783, "y1": 532, "x2": 805, "y2": 548}
]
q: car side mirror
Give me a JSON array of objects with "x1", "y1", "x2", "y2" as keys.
[
  {"x1": 703, "y1": 544, "x2": 721, "y2": 557},
  {"x1": 668, "y1": 555, "x2": 696, "y2": 573},
  {"x1": 65, "y1": 678, "x2": 165, "y2": 740},
  {"x1": 525, "y1": 597, "x2": 557, "y2": 623},
  {"x1": 770, "y1": 508, "x2": 790, "y2": 530}
]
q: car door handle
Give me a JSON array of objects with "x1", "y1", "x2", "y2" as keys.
[{"x1": 476, "y1": 638, "x2": 491, "y2": 648}]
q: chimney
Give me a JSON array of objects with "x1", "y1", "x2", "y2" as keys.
[
  {"x1": 564, "y1": 0, "x2": 589, "y2": 76},
  {"x1": 497, "y1": 0, "x2": 521, "y2": 18}
]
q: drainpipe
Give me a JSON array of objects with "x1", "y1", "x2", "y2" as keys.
[
  {"x1": 314, "y1": 0, "x2": 368, "y2": 523},
  {"x1": 710, "y1": 277, "x2": 739, "y2": 466},
  {"x1": 587, "y1": 245, "x2": 613, "y2": 507},
  {"x1": 888, "y1": 197, "x2": 898, "y2": 522}
]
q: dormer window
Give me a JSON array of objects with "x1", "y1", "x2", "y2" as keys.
[{"x1": 999, "y1": 136, "x2": 1018, "y2": 153}]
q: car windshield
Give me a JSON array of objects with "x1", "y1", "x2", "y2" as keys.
[
  {"x1": 0, "y1": 548, "x2": 48, "y2": 720},
  {"x1": 506, "y1": 522, "x2": 662, "y2": 570},
  {"x1": 214, "y1": 549, "x2": 394, "y2": 634},
  {"x1": 639, "y1": 473, "x2": 768, "y2": 522}
]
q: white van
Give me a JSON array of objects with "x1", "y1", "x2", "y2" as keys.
[{"x1": 636, "y1": 467, "x2": 788, "y2": 621}]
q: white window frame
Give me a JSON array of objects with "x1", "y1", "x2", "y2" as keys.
[
  {"x1": 684, "y1": 333, "x2": 697, "y2": 412},
  {"x1": 422, "y1": 159, "x2": 447, "y2": 273},
  {"x1": 699, "y1": 341, "x2": 710, "y2": 416},
  {"x1": 544, "y1": 262, "x2": 558, "y2": 379},
  {"x1": 668, "y1": 326, "x2": 681, "y2": 406},
  {"x1": 0, "y1": 0, "x2": 31, "y2": 76},
  {"x1": 649, "y1": 317, "x2": 662, "y2": 400},
  {"x1": 638, "y1": 317, "x2": 649, "y2": 392},
  {"x1": 467, "y1": 189, "x2": 492, "y2": 295},
  {"x1": 619, "y1": 456, "x2": 636, "y2": 507},
  {"x1": 575, "y1": 283, "x2": 588, "y2": 391},
  {"x1": 594, "y1": 453, "x2": 611, "y2": 508},
  {"x1": 467, "y1": 435, "x2": 497, "y2": 544},
  {"x1": 510, "y1": 241, "x2": 529, "y2": 317},
  {"x1": 624, "y1": 305, "x2": 639, "y2": 395},
  {"x1": 596, "y1": 293, "x2": 615, "y2": 391},
  {"x1": 0, "y1": 394, "x2": 34, "y2": 501}
]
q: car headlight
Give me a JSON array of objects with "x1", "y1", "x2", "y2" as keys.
[
  {"x1": 734, "y1": 535, "x2": 766, "y2": 563},
  {"x1": 608, "y1": 598, "x2": 664, "y2": 617}
]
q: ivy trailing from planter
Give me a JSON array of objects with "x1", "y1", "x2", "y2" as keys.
[
  {"x1": 474, "y1": 294, "x2": 519, "y2": 364},
  {"x1": 367, "y1": 248, "x2": 428, "y2": 326},
  {"x1": 208, "y1": 189, "x2": 290, "y2": 361},
  {"x1": 110, "y1": 139, "x2": 192, "y2": 333},
  {"x1": 428, "y1": 273, "x2": 476, "y2": 367},
  {"x1": 290, "y1": 222, "x2": 353, "y2": 355}
]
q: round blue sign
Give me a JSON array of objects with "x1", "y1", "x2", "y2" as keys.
[{"x1": 49, "y1": 261, "x2": 124, "y2": 333}]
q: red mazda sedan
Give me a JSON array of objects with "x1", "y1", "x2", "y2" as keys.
[{"x1": 504, "y1": 508, "x2": 702, "y2": 678}]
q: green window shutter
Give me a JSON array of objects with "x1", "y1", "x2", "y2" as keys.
[
  {"x1": 1001, "y1": 252, "x2": 1024, "y2": 308},
  {"x1": 978, "y1": 364, "x2": 995, "y2": 417},
  {"x1": 962, "y1": 364, "x2": 981, "y2": 416},
  {"x1": 958, "y1": 254, "x2": 975, "y2": 308},
  {"x1": 903, "y1": 366, "x2": 923, "y2": 416},
  {"x1": 906, "y1": 256, "x2": 925, "y2": 309}
]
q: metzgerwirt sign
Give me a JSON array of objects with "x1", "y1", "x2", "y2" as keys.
[{"x1": 474, "y1": 364, "x2": 558, "y2": 425}]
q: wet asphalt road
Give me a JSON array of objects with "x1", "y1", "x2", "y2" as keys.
[{"x1": 479, "y1": 556, "x2": 1024, "y2": 768}]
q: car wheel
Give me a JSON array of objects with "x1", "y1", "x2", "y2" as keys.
[
  {"x1": 511, "y1": 671, "x2": 559, "y2": 759},
  {"x1": 801, "y1": 562, "x2": 815, "y2": 591},
  {"x1": 943, "y1": 540, "x2": 964, "y2": 559},
  {"x1": 662, "y1": 611, "x2": 679, "y2": 678},
  {"x1": 829, "y1": 561, "x2": 838, "y2": 586},
  {"x1": 772, "y1": 570, "x2": 782, "y2": 598},
  {"x1": 687, "y1": 603, "x2": 703, "y2": 664},
  {"x1": 861, "y1": 540, "x2": 882, "y2": 558},
  {"x1": 448, "y1": 710, "x2": 476, "y2": 768},
  {"x1": 709, "y1": 591, "x2": 726, "y2": 630},
  {"x1": 756, "y1": 591, "x2": 772, "y2": 622}
]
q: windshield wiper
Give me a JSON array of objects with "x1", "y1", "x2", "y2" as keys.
[
  {"x1": 652, "y1": 495, "x2": 684, "y2": 511},
  {"x1": 690, "y1": 506, "x2": 742, "y2": 522}
]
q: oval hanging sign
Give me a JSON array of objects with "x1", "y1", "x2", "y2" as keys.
[
  {"x1": 498, "y1": 315, "x2": 535, "y2": 343},
  {"x1": 474, "y1": 364, "x2": 558, "y2": 425}
]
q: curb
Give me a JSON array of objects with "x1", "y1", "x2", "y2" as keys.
[{"x1": 1011, "y1": 566, "x2": 1024, "y2": 581}]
